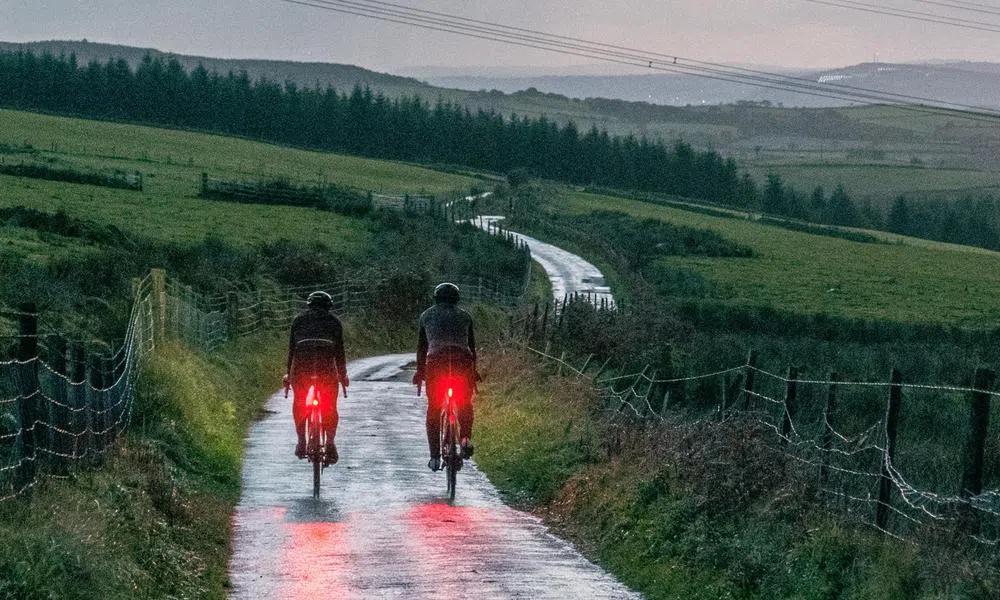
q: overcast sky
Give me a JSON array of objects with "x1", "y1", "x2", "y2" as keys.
[{"x1": 3, "y1": 0, "x2": 999, "y2": 73}]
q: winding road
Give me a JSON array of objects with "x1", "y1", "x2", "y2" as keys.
[
  {"x1": 227, "y1": 226, "x2": 633, "y2": 598},
  {"x1": 474, "y1": 215, "x2": 614, "y2": 308}
]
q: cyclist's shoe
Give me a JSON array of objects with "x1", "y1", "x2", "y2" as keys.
[
  {"x1": 460, "y1": 437, "x2": 474, "y2": 459},
  {"x1": 294, "y1": 440, "x2": 306, "y2": 459},
  {"x1": 324, "y1": 442, "x2": 338, "y2": 465},
  {"x1": 428, "y1": 456, "x2": 441, "y2": 471}
]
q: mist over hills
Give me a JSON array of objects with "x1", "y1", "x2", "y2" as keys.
[{"x1": 418, "y1": 62, "x2": 1000, "y2": 109}]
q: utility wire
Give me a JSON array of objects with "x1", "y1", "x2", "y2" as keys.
[
  {"x1": 910, "y1": 0, "x2": 1000, "y2": 18},
  {"x1": 277, "y1": 0, "x2": 1000, "y2": 123},
  {"x1": 803, "y1": 0, "x2": 1000, "y2": 32}
]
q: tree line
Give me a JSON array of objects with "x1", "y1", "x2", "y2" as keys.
[{"x1": 1, "y1": 50, "x2": 999, "y2": 250}]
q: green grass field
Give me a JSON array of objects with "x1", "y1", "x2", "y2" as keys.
[
  {"x1": 0, "y1": 109, "x2": 479, "y2": 250},
  {"x1": 555, "y1": 189, "x2": 1000, "y2": 327},
  {"x1": 744, "y1": 162, "x2": 1000, "y2": 203}
]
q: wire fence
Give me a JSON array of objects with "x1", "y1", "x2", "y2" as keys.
[
  {"x1": 0, "y1": 264, "x2": 527, "y2": 503},
  {"x1": 525, "y1": 341, "x2": 1000, "y2": 548}
]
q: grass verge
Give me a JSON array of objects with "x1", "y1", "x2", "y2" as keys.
[
  {"x1": 0, "y1": 311, "x2": 419, "y2": 600},
  {"x1": 474, "y1": 348, "x2": 1000, "y2": 600}
]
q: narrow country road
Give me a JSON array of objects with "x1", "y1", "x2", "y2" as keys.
[
  {"x1": 474, "y1": 215, "x2": 614, "y2": 307},
  {"x1": 228, "y1": 353, "x2": 640, "y2": 599}
]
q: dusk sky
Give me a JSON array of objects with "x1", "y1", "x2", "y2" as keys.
[{"x1": 3, "y1": 0, "x2": 999, "y2": 73}]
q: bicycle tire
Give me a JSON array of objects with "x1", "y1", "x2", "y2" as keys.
[
  {"x1": 309, "y1": 411, "x2": 321, "y2": 499},
  {"x1": 446, "y1": 418, "x2": 459, "y2": 502}
]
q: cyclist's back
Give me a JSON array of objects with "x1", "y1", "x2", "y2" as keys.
[
  {"x1": 286, "y1": 291, "x2": 348, "y2": 463},
  {"x1": 418, "y1": 301, "x2": 476, "y2": 366},
  {"x1": 413, "y1": 282, "x2": 477, "y2": 471}
]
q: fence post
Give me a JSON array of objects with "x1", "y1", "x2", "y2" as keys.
[
  {"x1": 103, "y1": 356, "x2": 117, "y2": 444},
  {"x1": 960, "y1": 367, "x2": 995, "y2": 533},
  {"x1": 541, "y1": 302, "x2": 549, "y2": 340},
  {"x1": 820, "y1": 372, "x2": 839, "y2": 487},
  {"x1": 781, "y1": 367, "x2": 798, "y2": 443},
  {"x1": 227, "y1": 291, "x2": 240, "y2": 337},
  {"x1": 150, "y1": 268, "x2": 167, "y2": 343},
  {"x1": 71, "y1": 343, "x2": 86, "y2": 460},
  {"x1": 876, "y1": 368, "x2": 903, "y2": 531},
  {"x1": 48, "y1": 336, "x2": 69, "y2": 474},
  {"x1": 88, "y1": 355, "x2": 103, "y2": 462},
  {"x1": 15, "y1": 303, "x2": 40, "y2": 490},
  {"x1": 741, "y1": 349, "x2": 758, "y2": 411}
]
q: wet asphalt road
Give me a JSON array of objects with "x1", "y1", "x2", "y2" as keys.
[
  {"x1": 228, "y1": 354, "x2": 641, "y2": 599},
  {"x1": 474, "y1": 216, "x2": 615, "y2": 307}
]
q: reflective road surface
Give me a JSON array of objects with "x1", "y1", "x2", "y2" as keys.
[{"x1": 228, "y1": 354, "x2": 640, "y2": 599}]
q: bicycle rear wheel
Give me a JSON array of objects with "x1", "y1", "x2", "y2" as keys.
[
  {"x1": 309, "y1": 414, "x2": 321, "y2": 499},
  {"x1": 445, "y1": 420, "x2": 458, "y2": 502}
]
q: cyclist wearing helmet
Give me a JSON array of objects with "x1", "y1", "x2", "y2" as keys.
[
  {"x1": 413, "y1": 282, "x2": 478, "y2": 471},
  {"x1": 285, "y1": 290, "x2": 349, "y2": 463}
]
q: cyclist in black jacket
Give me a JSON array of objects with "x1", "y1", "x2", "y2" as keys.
[
  {"x1": 413, "y1": 282, "x2": 478, "y2": 471},
  {"x1": 285, "y1": 291, "x2": 349, "y2": 464}
]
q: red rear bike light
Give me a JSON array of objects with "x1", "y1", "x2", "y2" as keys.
[{"x1": 448, "y1": 387, "x2": 454, "y2": 398}]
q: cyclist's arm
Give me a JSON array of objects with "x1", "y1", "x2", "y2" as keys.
[
  {"x1": 286, "y1": 319, "x2": 297, "y2": 375},
  {"x1": 415, "y1": 324, "x2": 428, "y2": 377},
  {"x1": 334, "y1": 320, "x2": 348, "y2": 383},
  {"x1": 468, "y1": 321, "x2": 477, "y2": 365}
]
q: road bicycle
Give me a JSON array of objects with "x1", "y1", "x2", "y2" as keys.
[
  {"x1": 286, "y1": 375, "x2": 345, "y2": 499},
  {"x1": 420, "y1": 369, "x2": 473, "y2": 503}
]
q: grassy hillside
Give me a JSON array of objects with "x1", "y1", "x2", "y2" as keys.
[
  {"x1": 0, "y1": 109, "x2": 477, "y2": 247},
  {"x1": 553, "y1": 189, "x2": 1000, "y2": 327},
  {"x1": 8, "y1": 42, "x2": 1000, "y2": 208}
]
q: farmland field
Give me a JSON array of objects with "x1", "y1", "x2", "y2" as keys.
[
  {"x1": 555, "y1": 189, "x2": 1000, "y2": 326},
  {"x1": 0, "y1": 109, "x2": 479, "y2": 248}
]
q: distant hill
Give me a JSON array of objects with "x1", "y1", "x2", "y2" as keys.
[
  {"x1": 417, "y1": 62, "x2": 1000, "y2": 110},
  {"x1": 0, "y1": 40, "x2": 436, "y2": 97}
]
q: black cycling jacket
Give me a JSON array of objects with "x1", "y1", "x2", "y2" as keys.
[
  {"x1": 287, "y1": 307, "x2": 346, "y2": 381},
  {"x1": 415, "y1": 302, "x2": 476, "y2": 376}
]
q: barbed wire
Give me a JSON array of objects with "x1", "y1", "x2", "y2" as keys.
[{"x1": 523, "y1": 342, "x2": 1000, "y2": 547}]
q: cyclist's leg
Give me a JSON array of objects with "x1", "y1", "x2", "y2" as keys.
[
  {"x1": 291, "y1": 382, "x2": 307, "y2": 456},
  {"x1": 320, "y1": 379, "x2": 339, "y2": 440},
  {"x1": 425, "y1": 380, "x2": 443, "y2": 466},
  {"x1": 321, "y1": 380, "x2": 339, "y2": 463}
]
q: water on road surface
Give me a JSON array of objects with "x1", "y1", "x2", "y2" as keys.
[
  {"x1": 474, "y1": 216, "x2": 614, "y2": 308},
  {"x1": 228, "y1": 354, "x2": 640, "y2": 599}
]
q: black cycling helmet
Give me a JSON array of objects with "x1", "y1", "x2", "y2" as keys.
[
  {"x1": 433, "y1": 282, "x2": 460, "y2": 304},
  {"x1": 306, "y1": 290, "x2": 333, "y2": 310}
]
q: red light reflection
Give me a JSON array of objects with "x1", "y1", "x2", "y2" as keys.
[
  {"x1": 279, "y1": 521, "x2": 353, "y2": 600},
  {"x1": 404, "y1": 503, "x2": 495, "y2": 594}
]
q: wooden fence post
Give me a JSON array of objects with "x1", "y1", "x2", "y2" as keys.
[
  {"x1": 960, "y1": 367, "x2": 995, "y2": 533},
  {"x1": 781, "y1": 366, "x2": 799, "y2": 442},
  {"x1": 541, "y1": 302, "x2": 549, "y2": 340},
  {"x1": 88, "y1": 355, "x2": 103, "y2": 462},
  {"x1": 227, "y1": 291, "x2": 240, "y2": 337},
  {"x1": 71, "y1": 343, "x2": 86, "y2": 460},
  {"x1": 820, "y1": 372, "x2": 839, "y2": 486},
  {"x1": 150, "y1": 268, "x2": 167, "y2": 343},
  {"x1": 876, "y1": 368, "x2": 903, "y2": 531},
  {"x1": 741, "y1": 349, "x2": 758, "y2": 411},
  {"x1": 103, "y1": 356, "x2": 117, "y2": 444},
  {"x1": 15, "y1": 303, "x2": 39, "y2": 489},
  {"x1": 48, "y1": 336, "x2": 69, "y2": 474}
]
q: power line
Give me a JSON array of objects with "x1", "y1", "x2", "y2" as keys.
[
  {"x1": 803, "y1": 0, "x2": 1000, "y2": 32},
  {"x1": 276, "y1": 0, "x2": 1000, "y2": 123},
  {"x1": 910, "y1": 0, "x2": 1000, "y2": 18}
]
